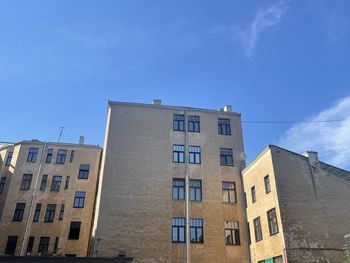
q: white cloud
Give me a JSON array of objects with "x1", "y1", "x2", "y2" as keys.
[
  {"x1": 279, "y1": 96, "x2": 350, "y2": 169},
  {"x1": 327, "y1": 11, "x2": 349, "y2": 43},
  {"x1": 238, "y1": 1, "x2": 288, "y2": 59}
]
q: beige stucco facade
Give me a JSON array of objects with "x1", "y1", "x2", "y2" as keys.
[
  {"x1": 92, "y1": 101, "x2": 249, "y2": 263},
  {"x1": 0, "y1": 140, "x2": 102, "y2": 257},
  {"x1": 243, "y1": 145, "x2": 350, "y2": 263}
]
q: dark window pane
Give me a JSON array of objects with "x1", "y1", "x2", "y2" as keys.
[
  {"x1": 33, "y1": 203, "x2": 41, "y2": 222},
  {"x1": 38, "y1": 237, "x2": 50, "y2": 255},
  {"x1": 44, "y1": 204, "x2": 56, "y2": 223},
  {"x1": 56, "y1": 149, "x2": 67, "y2": 164},
  {"x1": 27, "y1": 147, "x2": 39, "y2": 163},
  {"x1": 5, "y1": 236, "x2": 18, "y2": 256},
  {"x1": 73, "y1": 191, "x2": 86, "y2": 208},
  {"x1": 50, "y1": 176, "x2": 62, "y2": 192},
  {"x1": 254, "y1": 217, "x2": 263, "y2": 242},
  {"x1": 78, "y1": 164, "x2": 90, "y2": 179},
  {"x1": 20, "y1": 174, "x2": 32, "y2": 190},
  {"x1": 40, "y1": 175, "x2": 48, "y2": 191},
  {"x1": 267, "y1": 208, "x2": 279, "y2": 235},
  {"x1": 46, "y1": 149, "x2": 53, "y2": 163},
  {"x1": 173, "y1": 114, "x2": 185, "y2": 131},
  {"x1": 172, "y1": 218, "x2": 185, "y2": 243},
  {"x1": 0, "y1": 177, "x2": 6, "y2": 194},
  {"x1": 220, "y1": 148, "x2": 234, "y2": 166},
  {"x1": 188, "y1": 116, "x2": 200, "y2": 133},
  {"x1": 26, "y1": 236, "x2": 34, "y2": 256},
  {"x1": 264, "y1": 175, "x2": 271, "y2": 193},
  {"x1": 13, "y1": 203, "x2": 25, "y2": 222},
  {"x1": 218, "y1": 118, "x2": 231, "y2": 135},
  {"x1": 68, "y1": 221, "x2": 81, "y2": 240},
  {"x1": 69, "y1": 150, "x2": 75, "y2": 163},
  {"x1": 5, "y1": 152, "x2": 13, "y2": 166},
  {"x1": 173, "y1": 145, "x2": 185, "y2": 163}
]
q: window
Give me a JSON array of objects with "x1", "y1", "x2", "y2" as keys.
[
  {"x1": 65, "y1": 176, "x2": 70, "y2": 189},
  {"x1": 189, "y1": 146, "x2": 201, "y2": 164},
  {"x1": 20, "y1": 174, "x2": 32, "y2": 190},
  {"x1": 267, "y1": 208, "x2": 279, "y2": 235},
  {"x1": 247, "y1": 222, "x2": 251, "y2": 245},
  {"x1": 13, "y1": 203, "x2": 25, "y2": 221},
  {"x1": 0, "y1": 177, "x2": 6, "y2": 194},
  {"x1": 5, "y1": 236, "x2": 18, "y2": 256},
  {"x1": 190, "y1": 179, "x2": 202, "y2": 201},
  {"x1": 44, "y1": 204, "x2": 56, "y2": 223},
  {"x1": 46, "y1": 149, "x2": 53, "y2": 163},
  {"x1": 172, "y1": 218, "x2": 185, "y2": 243},
  {"x1": 27, "y1": 147, "x2": 39, "y2": 163},
  {"x1": 5, "y1": 151, "x2": 13, "y2": 166},
  {"x1": 68, "y1": 221, "x2": 81, "y2": 240},
  {"x1": 218, "y1": 118, "x2": 231, "y2": 135},
  {"x1": 273, "y1": 256, "x2": 283, "y2": 263},
  {"x1": 190, "y1": 218, "x2": 203, "y2": 243},
  {"x1": 26, "y1": 236, "x2": 34, "y2": 256},
  {"x1": 40, "y1": 175, "x2": 48, "y2": 191},
  {"x1": 173, "y1": 145, "x2": 185, "y2": 163},
  {"x1": 222, "y1": 182, "x2": 236, "y2": 203},
  {"x1": 173, "y1": 114, "x2": 185, "y2": 131},
  {"x1": 251, "y1": 186, "x2": 256, "y2": 203},
  {"x1": 56, "y1": 149, "x2": 67, "y2": 164},
  {"x1": 78, "y1": 164, "x2": 90, "y2": 179},
  {"x1": 69, "y1": 150, "x2": 75, "y2": 163},
  {"x1": 38, "y1": 237, "x2": 50, "y2": 255},
  {"x1": 33, "y1": 203, "x2": 41, "y2": 222},
  {"x1": 53, "y1": 237, "x2": 59, "y2": 254},
  {"x1": 188, "y1": 116, "x2": 200, "y2": 132},
  {"x1": 50, "y1": 176, "x2": 62, "y2": 192},
  {"x1": 73, "y1": 192, "x2": 86, "y2": 208},
  {"x1": 59, "y1": 204, "x2": 64, "y2": 220},
  {"x1": 225, "y1": 221, "x2": 240, "y2": 245},
  {"x1": 220, "y1": 148, "x2": 233, "y2": 166},
  {"x1": 253, "y1": 217, "x2": 263, "y2": 242},
  {"x1": 172, "y1": 179, "x2": 185, "y2": 200},
  {"x1": 264, "y1": 175, "x2": 271, "y2": 193}
]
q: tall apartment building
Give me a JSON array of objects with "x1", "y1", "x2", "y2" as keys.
[
  {"x1": 0, "y1": 140, "x2": 102, "y2": 257},
  {"x1": 243, "y1": 145, "x2": 350, "y2": 263},
  {"x1": 92, "y1": 100, "x2": 249, "y2": 263}
]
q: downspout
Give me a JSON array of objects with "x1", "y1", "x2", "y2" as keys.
[
  {"x1": 184, "y1": 108, "x2": 190, "y2": 263},
  {"x1": 20, "y1": 142, "x2": 47, "y2": 256}
]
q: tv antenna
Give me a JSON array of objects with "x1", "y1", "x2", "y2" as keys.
[{"x1": 58, "y1": 127, "x2": 64, "y2": 143}]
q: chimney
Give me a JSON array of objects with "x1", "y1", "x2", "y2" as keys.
[
  {"x1": 303, "y1": 151, "x2": 319, "y2": 166},
  {"x1": 153, "y1": 99, "x2": 162, "y2": 105},
  {"x1": 224, "y1": 105, "x2": 232, "y2": 112},
  {"x1": 79, "y1": 136, "x2": 84, "y2": 145}
]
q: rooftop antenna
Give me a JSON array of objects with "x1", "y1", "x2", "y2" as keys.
[{"x1": 58, "y1": 127, "x2": 64, "y2": 143}]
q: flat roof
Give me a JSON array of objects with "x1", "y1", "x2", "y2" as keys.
[
  {"x1": 11, "y1": 140, "x2": 102, "y2": 150},
  {"x1": 108, "y1": 100, "x2": 241, "y2": 117}
]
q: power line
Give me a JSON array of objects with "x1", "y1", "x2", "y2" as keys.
[
  {"x1": 237, "y1": 3, "x2": 291, "y2": 108},
  {"x1": 242, "y1": 119, "x2": 350, "y2": 124}
]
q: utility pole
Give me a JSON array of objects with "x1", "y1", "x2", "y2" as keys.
[
  {"x1": 58, "y1": 126, "x2": 64, "y2": 143},
  {"x1": 184, "y1": 108, "x2": 190, "y2": 263}
]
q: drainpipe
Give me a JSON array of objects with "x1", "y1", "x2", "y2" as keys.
[
  {"x1": 20, "y1": 142, "x2": 47, "y2": 256},
  {"x1": 184, "y1": 108, "x2": 190, "y2": 263}
]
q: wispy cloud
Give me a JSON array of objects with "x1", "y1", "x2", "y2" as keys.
[
  {"x1": 238, "y1": 1, "x2": 288, "y2": 59},
  {"x1": 279, "y1": 96, "x2": 350, "y2": 169},
  {"x1": 327, "y1": 11, "x2": 349, "y2": 43}
]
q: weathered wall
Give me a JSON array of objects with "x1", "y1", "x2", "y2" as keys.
[
  {"x1": 0, "y1": 141, "x2": 102, "y2": 257},
  {"x1": 271, "y1": 146, "x2": 350, "y2": 263},
  {"x1": 93, "y1": 102, "x2": 249, "y2": 263},
  {"x1": 243, "y1": 148, "x2": 287, "y2": 263}
]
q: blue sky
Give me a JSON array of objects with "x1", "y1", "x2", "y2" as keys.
[{"x1": 1, "y1": 0, "x2": 349, "y2": 169}]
